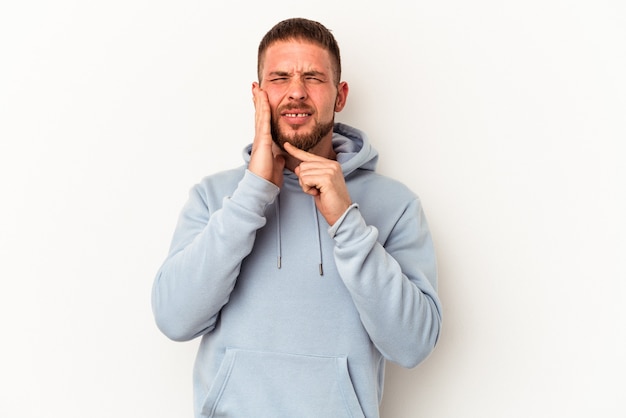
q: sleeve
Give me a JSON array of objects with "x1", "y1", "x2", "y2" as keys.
[
  {"x1": 151, "y1": 170, "x2": 280, "y2": 342},
  {"x1": 329, "y1": 199, "x2": 442, "y2": 368}
]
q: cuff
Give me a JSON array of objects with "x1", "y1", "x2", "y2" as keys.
[{"x1": 328, "y1": 203, "x2": 360, "y2": 239}]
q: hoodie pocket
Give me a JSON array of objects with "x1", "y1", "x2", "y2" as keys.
[{"x1": 201, "y1": 348, "x2": 365, "y2": 418}]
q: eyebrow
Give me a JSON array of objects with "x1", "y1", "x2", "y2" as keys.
[
  {"x1": 267, "y1": 70, "x2": 327, "y2": 78},
  {"x1": 268, "y1": 71, "x2": 290, "y2": 78},
  {"x1": 303, "y1": 70, "x2": 326, "y2": 78}
]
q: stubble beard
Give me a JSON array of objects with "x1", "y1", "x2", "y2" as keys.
[{"x1": 270, "y1": 117, "x2": 335, "y2": 152}]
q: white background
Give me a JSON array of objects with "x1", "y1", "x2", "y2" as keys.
[{"x1": 1, "y1": 1, "x2": 625, "y2": 417}]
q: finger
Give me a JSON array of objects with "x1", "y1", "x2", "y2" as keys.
[
  {"x1": 295, "y1": 169, "x2": 328, "y2": 198},
  {"x1": 252, "y1": 84, "x2": 269, "y2": 118},
  {"x1": 252, "y1": 83, "x2": 260, "y2": 108},
  {"x1": 251, "y1": 85, "x2": 272, "y2": 146},
  {"x1": 283, "y1": 142, "x2": 326, "y2": 162},
  {"x1": 295, "y1": 161, "x2": 343, "y2": 187},
  {"x1": 253, "y1": 89, "x2": 267, "y2": 118}
]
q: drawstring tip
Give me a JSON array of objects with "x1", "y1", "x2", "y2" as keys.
[
  {"x1": 319, "y1": 264, "x2": 324, "y2": 276},
  {"x1": 277, "y1": 257, "x2": 282, "y2": 269}
]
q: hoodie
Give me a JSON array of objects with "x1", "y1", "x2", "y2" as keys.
[{"x1": 152, "y1": 123, "x2": 442, "y2": 418}]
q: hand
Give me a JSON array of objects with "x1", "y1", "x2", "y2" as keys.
[
  {"x1": 249, "y1": 83, "x2": 285, "y2": 187},
  {"x1": 284, "y1": 142, "x2": 352, "y2": 225}
]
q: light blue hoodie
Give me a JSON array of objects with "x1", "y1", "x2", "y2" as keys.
[{"x1": 152, "y1": 123, "x2": 442, "y2": 418}]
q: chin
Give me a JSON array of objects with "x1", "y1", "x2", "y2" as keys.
[{"x1": 271, "y1": 119, "x2": 333, "y2": 152}]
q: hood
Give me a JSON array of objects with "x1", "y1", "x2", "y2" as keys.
[{"x1": 242, "y1": 123, "x2": 379, "y2": 175}]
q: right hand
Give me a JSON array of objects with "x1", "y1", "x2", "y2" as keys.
[{"x1": 249, "y1": 83, "x2": 285, "y2": 187}]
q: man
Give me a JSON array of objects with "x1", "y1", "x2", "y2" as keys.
[{"x1": 152, "y1": 17, "x2": 442, "y2": 418}]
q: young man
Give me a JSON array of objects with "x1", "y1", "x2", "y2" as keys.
[{"x1": 152, "y1": 18, "x2": 442, "y2": 418}]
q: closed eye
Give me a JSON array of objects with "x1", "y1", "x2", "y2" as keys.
[
  {"x1": 304, "y1": 71, "x2": 326, "y2": 83},
  {"x1": 268, "y1": 71, "x2": 290, "y2": 83},
  {"x1": 266, "y1": 71, "x2": 327, "y2": 84}
]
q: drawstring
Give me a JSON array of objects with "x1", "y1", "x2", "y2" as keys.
[
  {"x1": 312, "y1": 199, "x2": 324, "y2": 276},
  {"x1": 275, "y1": 194, "x2": 282, "y2": 269},
  {"x1": 274, "y1": 193, "x2": 324, "y2": 276}
]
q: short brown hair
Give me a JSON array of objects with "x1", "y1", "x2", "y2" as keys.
[{"x1": 257, "y1": 18, "x2": 342, "y2": 84}]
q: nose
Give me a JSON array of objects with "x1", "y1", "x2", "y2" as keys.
[{"x1": 287, "y1": 77, "x2": 307, "y2": 101}]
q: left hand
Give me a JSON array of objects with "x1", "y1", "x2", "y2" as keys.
[{"x1": 284, "y1": 142, "x2": 352, "y2": 225}]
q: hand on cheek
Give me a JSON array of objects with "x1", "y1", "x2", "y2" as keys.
[{"x1": 249, "y1": 83, "x2": 284, "y2": 187}]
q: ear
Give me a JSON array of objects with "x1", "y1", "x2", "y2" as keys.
[{"x1": 334, "y1": 82, "x2": 349, "y2": 112}]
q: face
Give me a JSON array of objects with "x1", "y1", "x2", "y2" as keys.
[{"x1": 258, "y1": 40, "x2": 348, "y2": 152}]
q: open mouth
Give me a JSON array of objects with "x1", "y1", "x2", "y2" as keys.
[
  {"x1": 283, "y1": 113, "x2": 311, "y2": 118},
  {"x1": 280, "y1": 104, "x2": 314, "y2": 119},
  {"x1": 281, "y1": 110, "x2": 313, "y2": 126}
]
